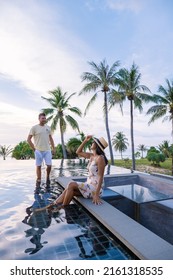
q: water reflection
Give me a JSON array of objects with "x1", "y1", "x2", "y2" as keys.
[
  {"x1": 0, "y1": 160, "x2": 133, "y2": 260},
  {"x1": 109, "y1": 184, "x2": 169, "y2": 203},
  {"x1": 22, "y1": 187, "x2": 62, "y2": 255},
  {"x1": 64, "y1": 204, "x2": 110, "y2": 259},
  {"x1": 53, "y1": 159, "x2": 130, "y2": 178}
]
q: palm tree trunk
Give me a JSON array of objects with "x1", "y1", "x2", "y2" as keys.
[
  {"x1": 60, "y1": 126, "x2": 67, "y2": 159},
  {"x1": 141, "y1": 150, "x2": 143, "y2": 159},
  {"x1": 104, "y1": 92, "x2": 114, "y2": 165},
  {"x1": 130, "y1": 99, "x2": 136, "y2": 170}
]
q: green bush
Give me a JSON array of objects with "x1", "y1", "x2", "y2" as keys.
[
  {"x1": 147, "y1": 152, "x2": 165, "y2": 166},
  {"x1": 12, "y1": 141, "x2": 34, "y2": 160}
]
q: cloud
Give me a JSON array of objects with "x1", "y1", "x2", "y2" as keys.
[
  {"x1": 106, "y1": 0, "x2": 143, "y2": 13},
  {"x1": 0, "y1": 0, "x2": 91, "y2": 100},
  {"x1": 0, "y1": 101, "x2": 39, "y2": 146}
]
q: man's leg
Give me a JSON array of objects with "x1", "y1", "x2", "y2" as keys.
[
  {"x1": 46, "y1": 165, "x2": 51, "y2": 184},
  {"x1": 36, "y1": 166, "x2": 41, "y2": 182},
  {"x1": 44, "y1": 151, "x2": 52, "y2": 185},
  {"x1": 35, "y1": 150, "x2": 43, "y2": 186}
]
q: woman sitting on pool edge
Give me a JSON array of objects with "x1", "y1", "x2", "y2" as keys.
[{"x1": 47, "y1": 135, "x2": 108, "y2": 211}]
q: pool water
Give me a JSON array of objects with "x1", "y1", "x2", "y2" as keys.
[{"x1": 0, "y1": 159, "x2": 134, "y2": 260}]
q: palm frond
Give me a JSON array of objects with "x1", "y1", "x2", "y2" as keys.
[
  {"x1": 66, "y1": 92, "x2": 76, "y2": 102},
  {"x1": 133, "y1": 95, "x2": 143, "y2": 112},
  {"x1": 84, "y1": 93, "x2": 98, "y2": 115},
  {"x1": 65, "y1": 115, "x2": 80, "y2": 132},
  {"x1": 147, "y1": 105, "x2": 167, "y2": 124},
  {"x1": 68, "y1": 107, "x2": 82, "y2": 116},
  {"x1": 151, "y1": 94, "x2": 169, "y2": 104},
  {"x1": 50, "y1": 114, "x2": 59, "y2": 132},
  {"x1": 41, "y1": 108, "x2": 55, "y2": 116}
]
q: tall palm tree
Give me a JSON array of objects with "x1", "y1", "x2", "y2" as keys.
[
  {"x1": 137, "y1": 144, "x2": 147, "y2": 158},
  {"x1": 110, "y1": 63, "x2": 151, "y2": 170},
  {"x1": 112, "y1": 131, "x2": 129, "y2": 159},
  {"x1": 0, "y1": 145, "x2": 13, "y2": 160},
  {"x1": 147, "y1": 79, "x2": 173, "y2": 142},
  {"x1": 80, "y1": 59, "x2": 120, "y2": 165},
  {"x1": 41, "y1": 87, "x2": 82, "y2": 159}
]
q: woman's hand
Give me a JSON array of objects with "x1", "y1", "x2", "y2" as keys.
[
  {"x1": 84, "y1": 135, "x2": 93, "y2": 142},
  {"x1": 92, "y1": 194, "x2": 102, "y2": 205}
]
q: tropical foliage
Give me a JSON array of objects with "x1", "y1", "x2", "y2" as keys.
[
  {"x1": 147, "y1": 146, "x2": 165, "y2": 166},
  {"x1": 110, "y1": 62, "x2": 151, "y2": 170},
  {"x1": 158, "y1": 140, "x2": 170, "y2": 158},
  {"x1": 157, "y1": 141, "x2": 173, "y2": 175},
  {"x1": 137, "y1": 144, "x2": 148, "y2": 158},
  {"x1": 66, "y1": 137, "x2": 81, "y2": 158},
  {"x1": 0, "y1": 145, "x2": 13, "y2": 160},
  {"x1": 80, "y1": 59, "x2": 120, "y2": 165},
  {"x1": 112, "y1": 131, "x2": 129, "y2": 159},
  {"x1": 66, "y1": 132, "x2": 92, "y2": 158},
  {"x1": 41, "y1": 87, "x2": 82, "y2": 159},
  {"x1": 12, "y1": 141, "x2": 34, "y2": 160},
  {"x1": 147, "y1": 152, "x2": 165, "y2": 166},
  {"x1": 54, "y1": 144, "x2": 63, "y2": 159},
  {"x1": 166, "y1": 144, "x2": 173, "y2": 175},
  {"x1": 147, "y1": 79, "x2": 173, "y2": 137}
]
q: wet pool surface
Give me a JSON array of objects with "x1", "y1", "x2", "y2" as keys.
[{"x1": 0, "y1": 159, "x2": 134, "y2": 260}]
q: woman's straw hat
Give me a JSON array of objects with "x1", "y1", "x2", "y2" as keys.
[{"x1": 93, "y1": 137, "x2": 108, "y2": 152}]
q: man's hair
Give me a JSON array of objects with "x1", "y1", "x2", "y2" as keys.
[{"x1": 38, "y1": 112, "x2": 46, "y2": 119}]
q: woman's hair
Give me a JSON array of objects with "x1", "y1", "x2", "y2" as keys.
[{"x1": 95, "y1": 144, "x2": 108, "y2": 165}]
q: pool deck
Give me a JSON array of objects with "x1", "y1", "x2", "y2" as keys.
[{"x1": 56, "y1": 175, "x2": 173, "y2": 260}]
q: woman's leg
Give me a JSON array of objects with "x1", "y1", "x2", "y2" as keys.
[
  {"x1": 35, "y1": 182, "x2": 81, "y2": 212},
  {"x1": 55, "y1": 181, "x2": 81, "y2": 206}
]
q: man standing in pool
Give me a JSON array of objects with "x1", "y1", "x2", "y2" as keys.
[
  {"x1": 46, "y1": 135, "x2": 108, "y2": 210},
  {"x1": 27, "y1": 113, "x2": 56, "y2": 187}
]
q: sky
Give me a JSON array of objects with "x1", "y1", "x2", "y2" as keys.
[{"x1": 0, "y1": 0, "x2": 173, "y2": 159}]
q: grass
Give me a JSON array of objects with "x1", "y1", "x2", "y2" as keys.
[{"x1": 113, "y1": 158, "x2": 173, "y2": 176}]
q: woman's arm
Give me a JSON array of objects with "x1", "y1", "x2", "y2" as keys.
[
  {"x1": 92, "y1": 156, "x2": 105, "y2": 205},
  {"x1": 76, "y1": 135, "x2": 93, "y2": 159}
]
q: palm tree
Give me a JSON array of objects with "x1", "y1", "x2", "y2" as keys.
[
  {"x1": 157, "y1": 140, "x2": 173, "y2": 175},
  {"x1": 66, "y1": 132, "x2": 92, "y2": 159},
  {"x1": 112, "y1": 132, "x2": 129, "y2": 159},
  {"x1": 66, "y1": 137, "x2": 82, "y2": 158},
  {"x1": 110, "y1": 62, "x2": 151, "y2": 170},
  {"x1": 166, "y1": 144, "x2": 173, "y2": 175},
  {"x1": 137, "y1": 144, "x2": 147, "y2": 158},
  {"x1": 80, "y1": 59, "x2": 120, "y2": 165},
  {"x1": 76, "y1": 131, "x2": 92, "y2": 151},
  {"x1": 0, "y1": 145, "x2": 13, "y2": 160},
  {"x1": 158, "y1": 140, "x2": 170, "y2": 158},
  {"x1": 41, "y1": 87, "x2": 82, "y2": 159},
  {"x1": 147, "y1": 79, "x2": 173, "y2": 142}
]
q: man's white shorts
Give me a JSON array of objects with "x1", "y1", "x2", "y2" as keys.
[{"x1": 34, "y1": 150, "x2": 52, "y2": 166}]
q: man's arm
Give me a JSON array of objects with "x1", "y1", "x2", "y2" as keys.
[
  {"x1": 49, "y1": 135, "x2": 55, "y2": 154},
  {"x1": 27, "y1": 134, "x2": 35, "y2": 151}
]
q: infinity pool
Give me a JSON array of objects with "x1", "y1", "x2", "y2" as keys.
[{"x1": 0, "y1": 159, "x2": 134, "y2": 260}]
